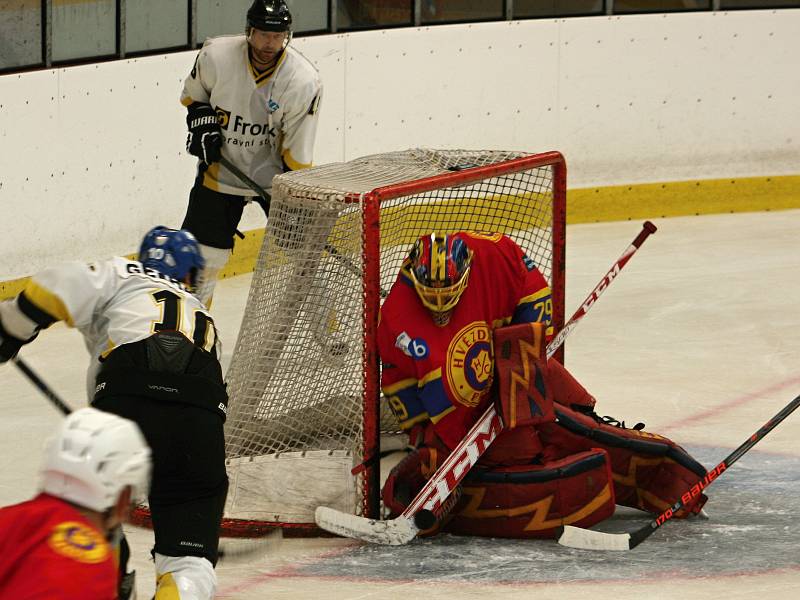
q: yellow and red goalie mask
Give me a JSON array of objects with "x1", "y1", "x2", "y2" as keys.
[{"x1": 408, "y1": 233, "x2": 473, "y2": 325}]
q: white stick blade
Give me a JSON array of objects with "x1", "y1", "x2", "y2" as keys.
[
  {"x1": 557, "y1": 525, "x2": 632, "y2": 551},
  {"x1": 315, "y1": 506, "x2": 418, "y2": 546}
]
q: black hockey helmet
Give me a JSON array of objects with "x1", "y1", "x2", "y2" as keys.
[{"x1": 247, "y1": 0, "x2": 292, "y2": 32}]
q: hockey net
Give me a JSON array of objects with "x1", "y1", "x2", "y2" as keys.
[{"x1": 217, "y1": 149, "x2": 565, "y2": 535}]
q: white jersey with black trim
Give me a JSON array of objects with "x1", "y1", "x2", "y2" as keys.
[
  {"x1": 181, "y1": 34, "x2": 322, "y2": 196},
  {"x1": 0, "y1": 257, "x2": 220, "y2": 401}
]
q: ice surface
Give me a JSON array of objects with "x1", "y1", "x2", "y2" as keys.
[{"x1": 3, "y1": 212, "x2": 800, "y2": 599}]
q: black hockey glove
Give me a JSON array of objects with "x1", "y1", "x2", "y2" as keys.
[{"x1": 186, "y1": 103, "x2": 222, "y2": 165}]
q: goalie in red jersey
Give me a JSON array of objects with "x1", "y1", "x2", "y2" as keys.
[{"x1": 378, "y1": 232, "x2": 708, "y2": 538}]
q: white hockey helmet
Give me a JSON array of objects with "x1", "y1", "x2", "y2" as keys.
[{"x1": 40, "y1": 407, "x2": 151, "y2": 513}]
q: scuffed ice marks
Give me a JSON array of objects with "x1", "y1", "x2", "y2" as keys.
[{"x1": 298, "y1": 447, "x2": 800, "y2": 583}]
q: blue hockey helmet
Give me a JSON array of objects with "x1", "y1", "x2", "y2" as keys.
[{"x1": 138, "y1": 227, "x2": 205, "y2": 287}]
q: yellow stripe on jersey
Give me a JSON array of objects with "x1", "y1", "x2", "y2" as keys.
[
  {"x1": 249, "y1": 50, "x2": 287, "y2": 87},
  {"x1": 429, "y1": 405, "x2": 456, "y2": 424},
  {"x1": 400, "y1": 411, "x2": 431, "y2": 430},
  {"x1": 201, "y1": 163, "x2": 222, "y2": 192},
  {"x1": 518, "y1": 286, "x2": 551, "y2": 306},
  {"x1": 252, "y1": 63, "x2": 278, "y2": 86},
  {"x1": 492, "y1": 316, "x2": 512, "y2": 329},
  {"x1": 194, "y1": 310, "x2": 213, "y2": 350},
  {"x1": 382, "y1": 377, "x2": 418, "y2": 395},
  {"x1": 22, "y1": 280, "x2": 74, "y2": 327},
  {"x1": 282, "y1": 149, "x2": 311, "y2": 171},
  {"x1": 100, "y1": 338, "x2": 116, "y2": 359},
  {"x1": 418, "y1": 368, "x2": 443, "y2": 388}
]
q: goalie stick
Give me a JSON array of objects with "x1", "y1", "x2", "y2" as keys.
[
  {"x1": 315, "y1": 220, "x2": 658, "y2": 545},
  {"x1": 557, "y1": 392, "x2": 800, "y2": 551}
]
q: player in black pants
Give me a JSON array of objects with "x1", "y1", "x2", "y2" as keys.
[{"x1": 0, "y1": 226, "x2": 228, "y2": 600}]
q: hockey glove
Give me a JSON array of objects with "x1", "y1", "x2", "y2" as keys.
[{"x1": 186, "y1": 103, "x2": 222, "y2": 165}]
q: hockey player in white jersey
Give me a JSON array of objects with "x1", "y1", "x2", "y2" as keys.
[
  {"x1": 181, "y1": 0, "x2": 323, "y2": 305},
  {"x1": 0, "y1": 227, "x2": 228, "y2": 600}
]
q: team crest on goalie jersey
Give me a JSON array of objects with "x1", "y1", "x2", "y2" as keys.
[{"x1": 445, "y1": 321, "x2": 493, "y2": 408}]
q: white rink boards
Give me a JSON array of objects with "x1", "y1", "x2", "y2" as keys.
[{"x1": 1, "y1": 211, "x2": 799, "y2": 599}]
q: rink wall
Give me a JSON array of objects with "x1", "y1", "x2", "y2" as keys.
[{"x1": 1, "y1": 9, "x2": 798, "y2": 295}]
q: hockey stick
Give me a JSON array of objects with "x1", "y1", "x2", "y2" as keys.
[
  {"x1": 12, "y1": 356, "x2": 72, "y2": 415},
  {"x1": 557, "y1": 392, "x2": 800, "y2": 551},
  {"x1": 218, "y1": 156, "x2": 272, "y2": 216},
  {"x1": 315, "y1": 221, "x2": 658, "y2": 544}
]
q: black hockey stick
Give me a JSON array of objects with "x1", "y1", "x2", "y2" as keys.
[
  {"x1": 218, "y1": 156, "x2": 272, "y2": 217},
  {"x1": 12, "y1": 356, "x2": 72, "y2": 415},
  {"x1": 557, "y1": 393, "x2": 800, "y2": 551}
]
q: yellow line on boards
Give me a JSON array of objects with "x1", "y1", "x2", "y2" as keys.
[{"x1": 1, "y1": 175, "x2": 798, "y2": 301}]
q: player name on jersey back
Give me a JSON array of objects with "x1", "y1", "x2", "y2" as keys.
[{"x1": 117, "y1": 259, "x2": 193, "y2": 294}]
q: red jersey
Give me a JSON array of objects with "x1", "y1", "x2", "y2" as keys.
[
  {"x1": 378, "y1": 232, "x2": 553, "y2": 449},
  {"x1": 0, "y1": 494, "x2": 117, "y2": 600}
]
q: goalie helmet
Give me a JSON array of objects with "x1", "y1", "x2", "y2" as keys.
[
  {"x1": 40, "y1": 407, "x2": 151, "y2": 513},
  {"x1": 246, "y1": 0, "x2": 292, "y2": 32},
  {"x1": 139, "y1": 226, "x2": 205, "y2": 288},
  {"x1": 408, "y1": 232, "x2": 473, "y2": 326}
]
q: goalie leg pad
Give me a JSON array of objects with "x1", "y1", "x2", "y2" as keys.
[
  {"x1": 539, "y1": 406, "x2": 708, "y2": 516},
  {"x1": 545, "y1": 358, "x2": 597, "y2": 412},
  {"x1": 444, "y1": 449, "x2": 615, "y2": 539},
  {"x1": 493, "y1": 322, "x2": 554, "y2": 429}
]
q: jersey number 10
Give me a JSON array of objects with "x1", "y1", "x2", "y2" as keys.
[{"x1": 151, "y1": 290, "x2": 215, "y2": 351}]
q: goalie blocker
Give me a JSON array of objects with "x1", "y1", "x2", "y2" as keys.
[{"x1": 382, "y1": 322, "x2": 708, "y2": 538}]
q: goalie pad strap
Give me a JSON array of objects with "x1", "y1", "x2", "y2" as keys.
[
  {"x1": 553, "y1": 408, "x2": 705, "y2": 474},
  {"x1": 465, "y1": 450, "x2": 607, "y2": 484},
  {"x1": 555, "y1": 408, "x2": 670, "y2": 455}
]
